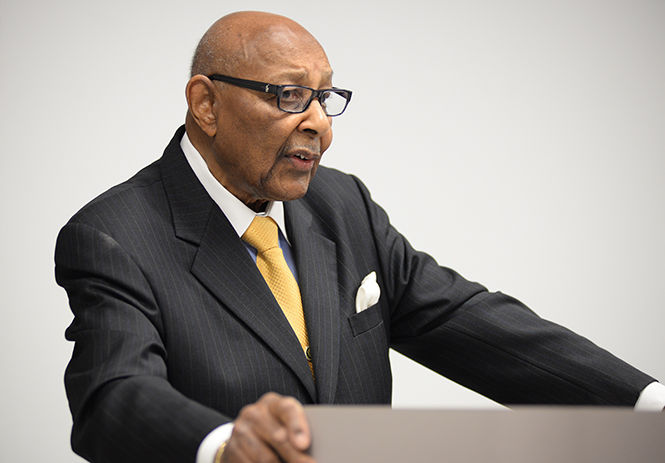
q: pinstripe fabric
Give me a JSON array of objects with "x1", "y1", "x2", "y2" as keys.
[{"x1": 56, "y1": 126, "x2": 655, "y2": 463}]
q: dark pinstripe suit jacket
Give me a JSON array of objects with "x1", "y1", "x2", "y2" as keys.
[{"x1": 55, "y1": 126, "x2": 654, "y2": 463}]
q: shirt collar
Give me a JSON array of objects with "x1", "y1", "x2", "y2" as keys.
[{"x1": 180, "y1": 131, "x2": 289, "y2": 242}]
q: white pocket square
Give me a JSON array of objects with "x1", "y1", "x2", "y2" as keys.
[{"x1": 355, "y1": 271, "x2": 380, "y2": 313}]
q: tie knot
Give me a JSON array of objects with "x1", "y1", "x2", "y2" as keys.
[{"x1": 242, "y1": 216, "x2": 279, "y2": 253}]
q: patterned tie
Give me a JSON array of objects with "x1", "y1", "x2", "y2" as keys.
[{"x1": 242, "y1": 216, "x2": 313, "y2": 374}]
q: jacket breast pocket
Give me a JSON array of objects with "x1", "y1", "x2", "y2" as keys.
[{"x1": 348, "y1": 306, "x2": 383, "y2": 337}]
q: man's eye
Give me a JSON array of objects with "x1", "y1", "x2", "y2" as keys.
[{"x1": 281, "y1": 87, "x2": 305, "y2": 101}]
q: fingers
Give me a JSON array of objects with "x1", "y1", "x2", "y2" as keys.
[
  {"x1": 266, "y1": 394, "x2": 311, "y2": 450},
  {"x1": 223, "y1": 392, "x2": 314, "y2": 463}
]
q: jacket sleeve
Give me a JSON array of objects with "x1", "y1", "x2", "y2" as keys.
[
  {"x1": 351, "y1": 175, "x2": 655, "y2": 406},
  {"x1": 55, "y1": 221, "x2": 228, "y2": 463}
]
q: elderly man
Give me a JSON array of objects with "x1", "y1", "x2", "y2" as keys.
[{"x1": 55, "y1": 10, "x2": 663, "y2": 463}]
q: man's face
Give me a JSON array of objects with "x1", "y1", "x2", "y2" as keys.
[{"x1": 208, "y1": 26, "x2": 334, "y2": 209}]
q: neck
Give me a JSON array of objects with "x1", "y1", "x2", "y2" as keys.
[
  {"x1": 184, "y1": 118, "x2": 270, "y2": 214},
  {"x1": 247, "y1": 199, "x2": 269, "y2": 213}
]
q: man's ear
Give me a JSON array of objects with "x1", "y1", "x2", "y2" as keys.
[{"x1": 186, "y1": 75, "x2": 218, "y2": 137}]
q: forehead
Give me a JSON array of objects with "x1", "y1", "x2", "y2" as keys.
[{"x1": 238, "y1": 24, "x2": 333, "y2": 84}]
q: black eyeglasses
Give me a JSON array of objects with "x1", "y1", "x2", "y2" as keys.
[{"x1": 207, "y1": 74, "x2": 352, "y2": 117}]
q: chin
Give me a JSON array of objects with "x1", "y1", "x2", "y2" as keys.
[
  {"x1": 274, "y1": 180, "x2": 312, "y2": 202},
  {"x1": 278, "y1": 186, "x2": 310, "y2": 202}
]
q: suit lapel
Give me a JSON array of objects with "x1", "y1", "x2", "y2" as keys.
[
  {"x1": 285, "y1": 199, "x2": 341, "y2": 404},
  {"x1": 160, "y1": 127, "x2": 316, "y2": 401},
  {"x1": 191, "y1": 212, "x2": 317, "y2": 400}
]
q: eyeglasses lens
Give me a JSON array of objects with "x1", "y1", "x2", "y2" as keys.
[{"x1": 278, "y1": 86, "x2": 347, "y2": 116}]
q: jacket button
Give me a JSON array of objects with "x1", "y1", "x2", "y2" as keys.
[{"x1": 305, "y1": 346, "x2": 312, "y2": 361}]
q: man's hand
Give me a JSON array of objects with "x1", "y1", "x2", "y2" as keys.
[{"x1": 222, "y1": 392, "x2": 314, "y2": 463}]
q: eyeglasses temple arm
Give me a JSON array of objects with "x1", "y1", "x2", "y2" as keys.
[{"x1": 207, "y1": 74, "x2": 279, "y2": 95}]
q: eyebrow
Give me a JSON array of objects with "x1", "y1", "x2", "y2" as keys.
[{"x1": 271, "y1": 69, "x2": 334, "y2": 86}]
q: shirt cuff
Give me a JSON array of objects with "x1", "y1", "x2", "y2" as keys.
[
  {"x1": 634, "y1": 382, "x2": 665, "y2": 411},
  {"x1": 196, "y1": 422, "x2": 234, "y2": 463}
]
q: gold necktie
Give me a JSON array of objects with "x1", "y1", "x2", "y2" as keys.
[{"x1": 242, "y1": 216, "x2": 313, "y2": 373}]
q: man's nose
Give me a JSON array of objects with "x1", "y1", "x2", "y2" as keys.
[{"x1": 298, "y1": 99, "x2": 332, "y2": 137}]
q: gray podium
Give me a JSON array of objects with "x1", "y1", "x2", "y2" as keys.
[{"x1": 305, "y1": 406, "x2": 664, "y2": 462}]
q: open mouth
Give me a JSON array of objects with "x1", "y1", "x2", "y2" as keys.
[{"x1": 285, "y1": 149, "x2": 320, "y2": 170}]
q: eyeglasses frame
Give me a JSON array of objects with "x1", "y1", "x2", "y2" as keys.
[{"x1": 207, "y1": 73, "x2": 352, "y2": 116}]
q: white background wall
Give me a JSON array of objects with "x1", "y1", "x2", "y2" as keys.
[{"x1": 1, "y1": 0, "x2": 663, "y2": 461}]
